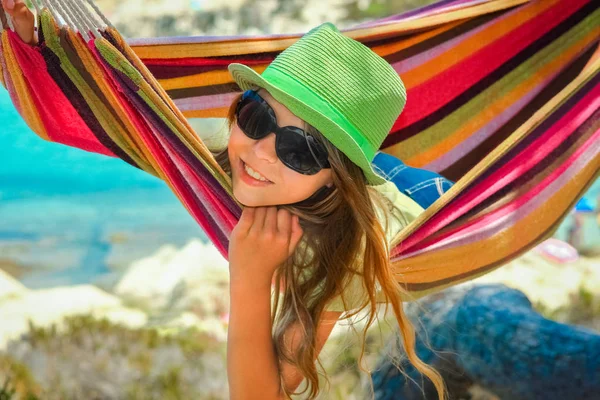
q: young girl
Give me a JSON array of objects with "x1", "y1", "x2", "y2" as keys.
[{"x1": 3, "y1": 1, "x2": 446, "y2": 399}]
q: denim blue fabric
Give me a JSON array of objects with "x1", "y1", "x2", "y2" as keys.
[{"x1": 371, "y1": 151, "x2": 454, "y2": 209}]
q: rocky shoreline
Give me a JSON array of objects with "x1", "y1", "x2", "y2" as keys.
[{"x1": 0, "y1": 238, "x2": 598, "y2": 398}]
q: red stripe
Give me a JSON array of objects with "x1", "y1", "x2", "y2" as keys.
[
  {"x1": 399, "y1": 126, "x2": 598, "y2": 257},
  {"x1": 394, "y1": 79, "x2": 600, "y2": 253},
  {"x1": 142, "y1": 56, "x2": 271, "y2": 67},
  {"x1": 393, "y1": 0, "x2": 589, "y2": 130},
  {"x1": 10, "y1": 31, "x2": 116, "y2": 156}
]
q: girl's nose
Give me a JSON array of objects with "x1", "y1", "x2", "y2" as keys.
[{"x1": 253, "y1": 132, "x2": 278, "y2": 164}]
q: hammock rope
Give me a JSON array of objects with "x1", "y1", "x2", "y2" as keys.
[{"x1": 0, "y1": 0, "x2": 598, "y2": 299}]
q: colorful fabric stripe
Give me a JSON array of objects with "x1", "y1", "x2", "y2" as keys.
[{"x1": 0, "y1": 0, "x2": 597, "y2": 297}]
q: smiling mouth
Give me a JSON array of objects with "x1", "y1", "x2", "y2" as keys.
[{"x1": 241, "y1": 160, "x2": 273, "y2": 183}]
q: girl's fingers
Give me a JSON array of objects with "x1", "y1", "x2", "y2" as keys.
[
  {"x1": 2, "y1": 0, "x2": 15, "y2": 12},
  {"x1": 276, "y1": 208, "x2": 291, "y2": 235},
  {"x1": 2, "y1": 0, "x2": 23, "y2": 14},
  {"x1": 236, "y1": 206, "x2": 255, "y2": 235},
  {"x1": 288, "y1": 215, "x2": 303, "y2": 255},
  {"x1": 2, "y1": 0, "x2": 37, "y2": 46},
  {"x1": 249, "y1": 206, "x2": 266, "y2": 235},
  {"x1": 263, "y1": 206, "x2": 278, "y2": 232}
]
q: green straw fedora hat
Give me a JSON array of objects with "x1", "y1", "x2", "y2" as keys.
[{"x1": 228, "y1": 22, "x2": 407, "y2": 186}]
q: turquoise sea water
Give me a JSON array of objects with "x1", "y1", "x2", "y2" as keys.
[
  {"x1": 0, "y1": 91, "x2": 208, "y2": 288},
  {"x1": 0, "y1": 90, "x2": 598, "y2": 288}
]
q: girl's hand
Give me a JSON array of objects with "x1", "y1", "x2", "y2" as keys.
[
  {"x1": 2, "y1": 0, "x2": 37, "y2": 45},
  {"x1": 228, "y1": 206, "x2": 303, "y2": 286}
]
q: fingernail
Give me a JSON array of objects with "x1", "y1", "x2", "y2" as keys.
[{"x1": 6, "y1": 0, "x2": 14, "y2": 9}]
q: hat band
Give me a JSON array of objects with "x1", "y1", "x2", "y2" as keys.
[{"x1": 261, "y1": 66, "x2": 376, "y2": 161}]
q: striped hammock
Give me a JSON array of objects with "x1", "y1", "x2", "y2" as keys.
[{"x1": 0, "y1": 0, "x2": 598, "y2": 299}]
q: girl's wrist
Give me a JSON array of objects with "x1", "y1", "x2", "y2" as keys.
[
  {"x1": 230, "y1": 270, "x2": 274, "y2": 293},
  {"x1": 229, "y1": 277, "x2": 273, "y2": 310},
  {"x1": 230, "y1": 261, "x2": 278, "y2": 282}
]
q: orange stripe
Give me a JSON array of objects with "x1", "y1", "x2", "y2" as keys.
[
  {"x1": 182, "y1": 107, "x2": 231, "y2": 119},
  {"x1": 158, "y1": 64, "x2": 268, "y2": 90},
  {"x1": 1, "y1": 32, "x2": 49, "y2": 141},
  {"x1": 131, "y1": 36, "x2": 300, "y2": 59},
  {"x1": 0, "y1": 50, "x2": 5, "y2": 89},
  {"x1": 68, "y1": 31, "x2": 162, "y2": 177},
  {"x1": 371, "y1": 20, "x2": 464, "y2": 57},
  {"x1": 402, "y1": 0, "x2": 559, "y2": 89}
]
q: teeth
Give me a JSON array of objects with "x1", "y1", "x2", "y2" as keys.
[{"x1": 244, "y1": 162, "x2": 270, "y2": 182}]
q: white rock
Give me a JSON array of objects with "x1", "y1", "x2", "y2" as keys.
[
  {"x1": 101, "y1": 308, "x2": 148, "y2": 328},
  {"x1": 0, "y1": 268, "x2": 28, "y2": 299},
  {"x1": 114, "y1": 239, "x2": 229, "y2": 309},
  {"x1": 473, "y1": 250, "x2": 600, "y2": 312},
  {"x1": 0, "y1": 285, "x2": 147, "y2": 348}
]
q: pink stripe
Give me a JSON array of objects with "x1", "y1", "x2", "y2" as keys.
[
  {"x1": 156, "y1": 128, "x2": 231, "y2": 258},
  {"x1": 394, "y1": 127, "x2": 599, "y2": 260},
  {"x1": 393, "y1": 0, "x2": 519, "y2": 74},
  {"x1": 10, "y1": 32, "x2": 115, "y2": 156},
  {"x1": 422, "y1": 63, "x2": 570, "y2": 171},
  {"x1": 393, "y1": 0, "x2": 587, "y2": 130},
  {"x1": 173, "y1": 92, "x2": 238, "y2": 112},
  {"x1": 167, "y1": 142, "x2": 236, "y2": 232},
  {"x1": 394, "y1": 80, "x2": 600, "y2": 253},
  {"x1": 173, "y1": 152, "x2": 237, "y2": 235},
  {"x1": 144, "y1": 113, "x2": 232, "y2": 257},
  {"x1": 149, "y1": 126, "x2": 226, "y2": 255},
  {"x1": 131, "y1": 111, "x2": 204, "y2": 233}
]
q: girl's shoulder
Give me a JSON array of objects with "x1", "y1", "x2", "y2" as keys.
[{"x1": 369, "y1": 180, "x2": 425, "y2": 244}]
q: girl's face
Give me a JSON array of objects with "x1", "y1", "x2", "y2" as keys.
[{"x1": 228, "y1": 89, "x2": 334, "y2": 207}]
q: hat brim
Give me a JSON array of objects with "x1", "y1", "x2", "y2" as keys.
[{"x1": 228, "y1": 63, "x2": 387, "y2": 186}]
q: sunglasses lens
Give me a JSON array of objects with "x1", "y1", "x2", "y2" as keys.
[
  {"x1": 236, "y1": 95, "x2": 272, "y2": 139},
  {"x1": 278, "y1": 128, "x2": 327, "y2": 174},
  {"x1": 236, "y1": 90, "x2": 330, "y2": 175}
]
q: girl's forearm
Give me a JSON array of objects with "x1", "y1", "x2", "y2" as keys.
[{"x1": 227, "y1": 274, "x2": 282, "y2": 400}]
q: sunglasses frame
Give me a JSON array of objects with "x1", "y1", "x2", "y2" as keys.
[{"x1": 235, "y1": 90, "x2": 331, "y2": 175}]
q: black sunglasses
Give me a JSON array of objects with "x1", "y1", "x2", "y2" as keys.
[{"x1": 235, "y1": 90, "x2": 331, "y2": 175}]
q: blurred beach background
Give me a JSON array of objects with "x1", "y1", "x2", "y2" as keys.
[{"x1": 0, "y1": 0, "x2": 598, "y2": 399}]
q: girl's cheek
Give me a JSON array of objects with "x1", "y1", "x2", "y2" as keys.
[
  {"x1": 228, "y1": 126, "x2": 248, "y2": 156},
  {"x1": 227, "y1": 135, "x2": 239, "y2": 161}
]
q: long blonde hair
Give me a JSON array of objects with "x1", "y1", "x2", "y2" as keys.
[{"x1": 213, "y1": 92, "x2": 446, "y2": 400}]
